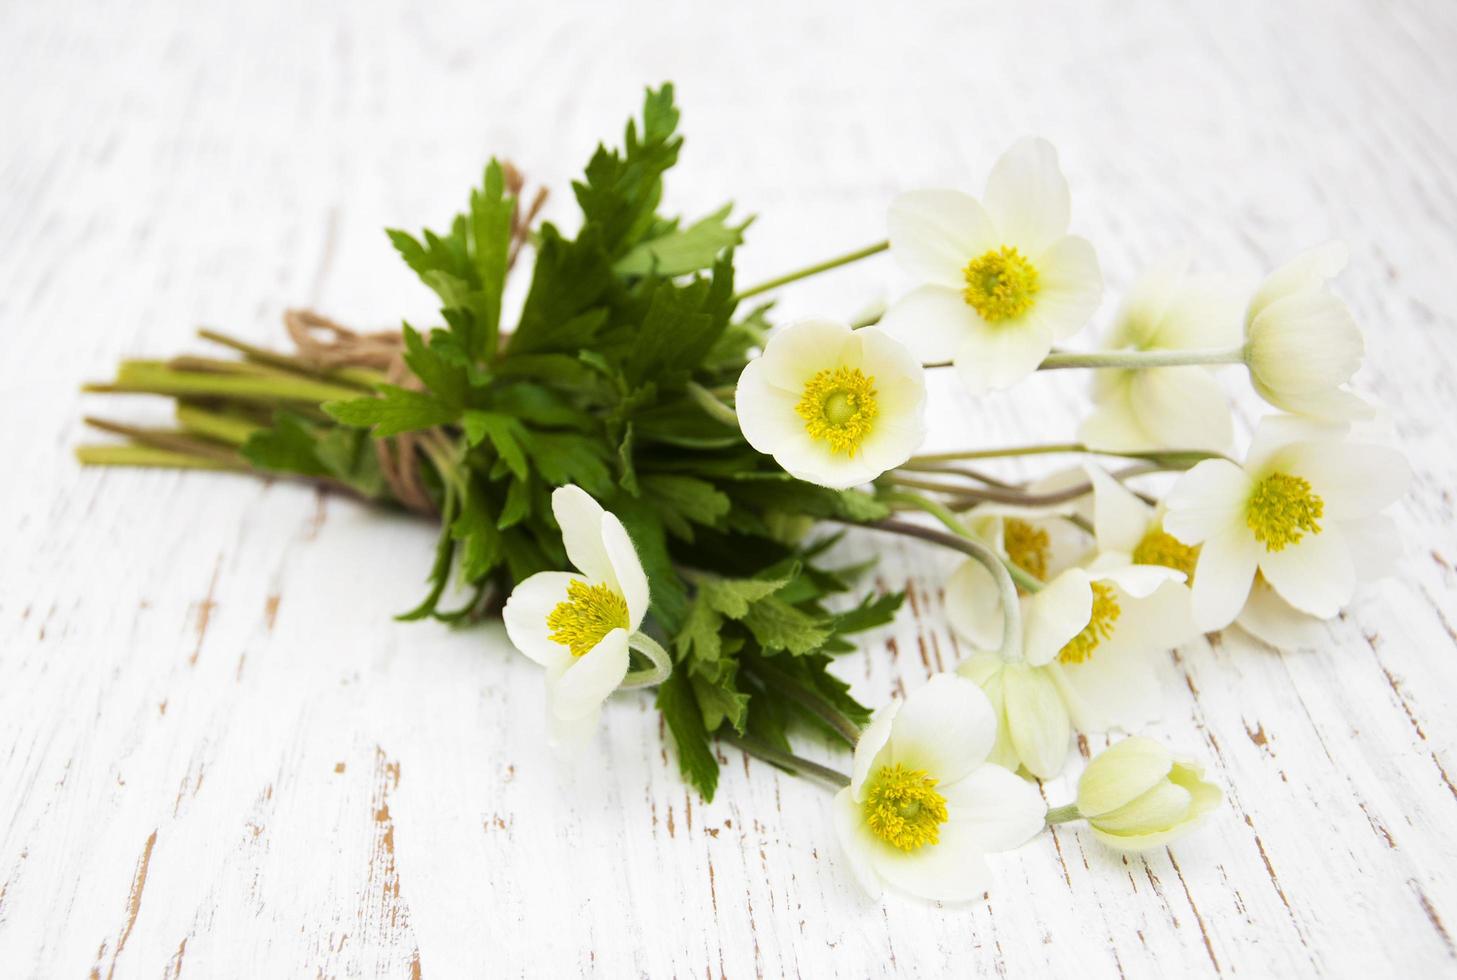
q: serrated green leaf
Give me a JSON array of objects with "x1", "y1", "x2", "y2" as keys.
[
  {"x1": 690, "y1": 659, "x2": 749, "y2": 734},
  {"x1": 239, "y1": 412, "x2": 330, "y2": 477},
  {"x1": 657, "y1": 666, "x2": 719, "y2": 800},
  {"x1": 324, "y1": 387, "x2": 457, "y2": 437},
  {"x1": 700, "y1": 573, "x2": 791, "y2": 619},
  {"x1": 461, "y1": 410, "x2": 528, "y2": 480},
  {"x1": 742, "y1": 595, "x2": 831, "y2": 655},
  {"x1": 614, "y1": 204, "x2": 749, "y2": 277},
  {"x1": 675, "y1": 594, "x2": 724, "y2": 665}
]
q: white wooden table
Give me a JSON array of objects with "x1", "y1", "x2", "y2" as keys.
[{"x1": 3, "y1": 0, "x2": 1455, "y2": 975}]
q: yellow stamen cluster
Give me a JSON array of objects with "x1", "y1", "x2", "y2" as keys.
[
  {"x1": 1003, "y1": 518, "x2": 1051, "y2": 583},
  {"x1": 1058, "y1": 582, "x2": 1121, "y2": 664},
  {"x1": 1133, "y1": 526, "x2": 1200, "y2": 583},
  {"x1": 962, "y1": 246, "x2": 1040, "y2": 323},
  {"x1": 796, "y1": 366, "x2": 879, "y2": 456},
  {"x1": 1246, "y1": 473, "x2": 1324, "y2": 553},
  {"x1": 546, "y1": 579, "x2": 629, "y2": 657},
  {"x1": 863, "y1": 764, "x2": 949, "y2": 852}
]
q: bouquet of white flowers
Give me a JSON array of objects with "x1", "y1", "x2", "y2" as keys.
[{"x1": 79, "y1": 85, "x2": 1407, "y2": 902}]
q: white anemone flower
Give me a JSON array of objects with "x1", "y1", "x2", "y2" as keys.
[
  {"x1": 1074, "y1": 737, "x2": 1222, "y2": 850},
  {"x1": 502, "y1": 485, "x2": 665, "y2": 747},
  {"x1": 954, "y1": 563, "x2": 1187, "y2": 779},
  {"x1": 1243, "y1": 242, "x2": 1371, "y2": 420},
  {"x1": 880, "y1": 138, "x2": 1102, "y2": 393},
  {"x1": 833, "y1": 673, "x2": 1046, "y2": 902},
  {"x1": 1164, "y1": 416, "x2": 1409, "y2": 632},
  {"x1": 1080, "y1": 255, "x2": 1241, "y2": 453},
  {"x1": 735, "y1": 317, "x2": 927, "y2": 489}
]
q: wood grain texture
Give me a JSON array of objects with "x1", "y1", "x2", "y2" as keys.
[{"x1": 2, "y1": 0, "x2": 1455, "y2": 975}]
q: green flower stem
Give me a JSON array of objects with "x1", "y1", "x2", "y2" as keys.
[
  {"x1": 733, "y1": 240, "x2": 889, "y2": 301},
  {"x1": 885, "y1": 490, "x2": 1043, "y2": 592},
  {"x1": 619, "y1": 631, "x2": 673, "y2": 689},
  {"x1": 1037, "y1": 345, "x2": 1248, "y2": 371},
  {"x1": 1045, "y1": 803, "x2": 1083, "y2": 825},
  {"x1": 197, "y1": 328, "x2": 386, "y2": 390},
  {"x1": 746, "y1": 658, "x2": 863, "y2": 745},
  {"x1": 856, "y1": 503, "x2": 1028, "y2": 662},
  {"x1": 175, "y1": 404, "x2": 264, "y2": 446},
  {"x1": 906, "y1": 444, "x2": 1223, "y2": 468},
  {"x1": 84, "y1": 362, "x2": 363, "y2": 404},
  {"x1": 720, "y1": 733, "x2": 852, "y2": 790},
  {"x1": 82, "y1": 416, "x2": 245, "y2": 467},
  {"x1": 74, "y1": 444, "x2": 245, "y2": 471},
  {"x1": 685, "y1": 381, "x2": 740, "y2": 427}
]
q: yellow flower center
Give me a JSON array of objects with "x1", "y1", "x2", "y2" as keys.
[
  {"x1": 1132, "y1": 526, "x2": 1200, "y2": 584},
  {"x1": 863, "y1": 764, "x2": 948, "y2": 852},
  {"x1": 1058, "y1": 581, "x2": 1121, "y2": 664},
  {"x1": 1003, "y1": 518, "x2": 1050, "y2": 583},
  {"x1": 546, "y1": 579, "x2": 629, "y2": 657},
  {"x1": 795, "y1": 366, "x2": 879, "y2": 456},
  {"x1": 962, "y1": 246, "x2": 1040, "y2": 323},
  {"x1": 1246, "y1": 473, "x2": 1324, "y2": 553}
]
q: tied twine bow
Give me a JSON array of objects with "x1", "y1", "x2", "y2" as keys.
[{"x1": 283, "y1": 164, "x2": 547, "y2": 515}]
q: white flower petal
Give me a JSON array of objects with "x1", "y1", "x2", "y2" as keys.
[
  {"x1": 1095, "y1": 563, "x2": 1184, "y2": 599},
  {"x1": 941, "y1": 764, "x2": 1047, "y2": 851},
  {"x1": 1024, "y1": 569, "x2": 1093, "y2": 667},
  {"x1": 1028, "y1": 235, "x2": 1102, "y2": 341},
  {"x1": 1247, "y1": 240, "x2": 1348, "y2": 323},
  {"x1": 1087, "y1": 464, "x2": 1153, "y2": 554},
  {"x1": 957, "y1": 656, "x2": 1021, "y2": 772},
  {"x1": 953, "y1": 318, "x2": 1055, "y2": 394},
  {"x1": 1049, "y1": 636, "x2": 1164, "y2": 733},
  {"x1": 1189, "y1": 528, "x2": 1260, "y2": 632},
  {"x1": 601, "y1": 514, "x2": 649, "y2": 628},
  {"x1": 1127, "y1": 366, "x2": 1235, "y2": 454},
  {"x1": 1245, "y1": 415, "x2": 1349, "y2": 473},
  {"x1": 1002, "y1": 664, "x2": 1071, "y2": 779},
  {"x1": 1079, "y1": 385, "x2": 1149, "y2": 453},
  {"x1": 832, "y1": 788, "x2": 886, "y2": 899},
  {"x1": 1104, "y1": 253, "x2": 1190, "y2": 349},
  {"x1": 888, "y1": 189, "x2": 997, "y2": 287},
  {"x1": 1235, "y1": 579, "x2": 1330, "y2": 650},
  {"x1": 851, "y1": 702, "x2": 899, "y2": 801},
  {"x1": 1164, "y1": 459, "x2": 1252, "y2": 545},
  {"x1": 868, "y1": 820, "x2": 991, "y2": 903},
  {"x1": 549, "y1": 707, "x2": 602, "y2": 751},
  {"x1": 944, "y1": 558, "x2": 1006, "y2": 652},
  {"x1": 1259, "y1": 524, "x2": 1355, "y2": 619},
  {"x1": 889, "y1": 673, "x2": 996, "y2": 784},
  {"x1": 1076, "y1": 737, "x2": 1173, "y2": 818},
  {"x1": 879, "y1": 284, "x2": 980, "y2": 363},
  {"x1": 983, "y1": 137, "x2": 1071, "y2": 254},
  {"x1": 549, "y1": 628, "x2": 630, "y2": 720},
  {"x1": 1282, "y1": 441, "x2": 1411, "y2": 521},
  {"x1": 755, "y1": 317, "x2": 854, "y2": 391},
  {"x1": 501, "y1": 571, "x2": 578, "y2": 667},
  {"x1": 551, "y1": 485, "x2": 617, "y2": 589}
]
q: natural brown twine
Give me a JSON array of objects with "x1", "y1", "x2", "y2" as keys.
[{"x1": 281, "y1": 162, "x2": 548, "y2": 517}]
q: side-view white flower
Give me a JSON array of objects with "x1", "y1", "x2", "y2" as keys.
[
  {"x1": 1243, "y1": 242, "x2": 1371, "y2": 420},
  {"x1": 735, "y1": 317, "x2": 927, "y2": 489},
  {"x1": 1074, "y1": 737, "x2": 1222, "y2": 850},
  {"x1": 954, "y1": 563, "x2": 1187, "y2": 779},
  {"x1": 833, "y1": 673, "x2": 1046, "y2": 902},
  {"x1": 502, "y1": 485, "x2": 656, "y2": 746},
  {"x1": 1163, "y1": 416, "x2": 1409, "y2": 632},
  {"x1": 1080, "y1": 254, "x2": 1241, "y2": 453},
  {"x1": 880, "y1": 137, "x2": 1103, "y2": 393}
]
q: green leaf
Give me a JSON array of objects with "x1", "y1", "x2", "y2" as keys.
[
  {"x1": 496, "y1": 476, "x2": 533, "y2": 530},
  {"x1": 690, "y1": 659, "x2": 749, "y2": 734},
  {"x1": 573, "y1": 84, "x2": 683, "y2": 257},
  {"x1": 402, "y1": 324, "x2": 467, "y2": 406},
  {"x1": 742, "y1": 596, "x2": 831, "y2": 655},
  {"x1": 675, "y1": 594, "x2": 725, "y2": 666},
  {"x1": 509, "y1": 226, "x2": 613, "y2": 354},
  {"x1": 523, "y1": 430, "x2": 614, "y2": 496},
  {"x1": 614, "y1": 205, "x2": 749, "y2": 277},
  {"x1": 398, "y1": 494, "x2": 460, "y2": 622},
  {"x1": 640, "y1": 474, "x2": 730, "y2": 540},
  {"x1": 461, "y1": 410, "x2": 529, "y2": 480},
  {"x1": 451, "y1": 481, "x2": 504, "y2": 581},
  {"x1": 324, "y1": 386, "x2": 457, "y2": 437},
  {"x1": 700, "y1": 572, "x2": 792, "y2": 619},
  {"x1": 656, "y1": 666, "x2": 719, "y2": 800},
  {"x1": 467, "y1": 159, "x2": 514, "y2": 358},
  {"x1": 833, "y1": 591, "x2": 904, "y2": 636},
  {"x1": 239, "y1": 412, "x2": 330, "y2": 477}
]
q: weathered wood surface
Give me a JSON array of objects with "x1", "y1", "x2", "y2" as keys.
[{"x1": 2, "y1": 0, "x2": 1455, "y2": 975}]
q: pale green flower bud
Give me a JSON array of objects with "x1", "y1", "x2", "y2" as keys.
[{"x1": 1075, "y1": 737, "x2": 1222, "y2": 850}]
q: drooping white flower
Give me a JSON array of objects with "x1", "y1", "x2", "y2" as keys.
[
  {"x1": 1243, "y1": 242, "x2": 1371, "y2": 420},
  {"x1": 1080, "y1": 255, "x2": 1241, "y2": 453},
  {"x1": 735, "y1": 317, "x2": 927, "y2": 489},
  {"x1": 833, "y1": 673, "x2": 1046, "y2": 902},
  {"x1": 1163, "y1": 416, "x2": 1409, "y2": 632},
  {"x1": 953, "y1": 563, "x2": 1187, "y2": 779},
  {"x1": 1075, "y1": 737, "x2": 1222, "y2": 850},
  {"x1": 880, "y1": 138, "x2": 1102, "y2": 393},
  {"x1": 502, "y1": 485, "x2": 650, "y2": 746}
]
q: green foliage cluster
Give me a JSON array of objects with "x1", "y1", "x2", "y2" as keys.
[{"x1": 240, "y1": 86, "x2": 900, "y2": 798}]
